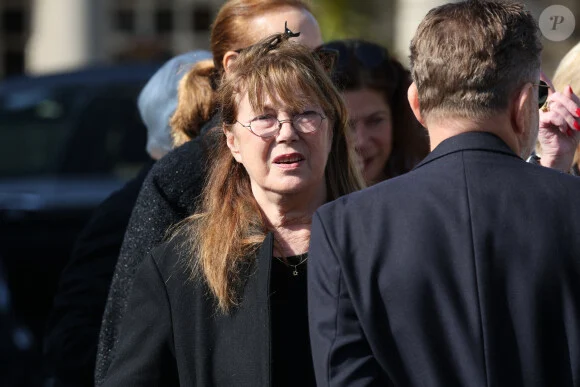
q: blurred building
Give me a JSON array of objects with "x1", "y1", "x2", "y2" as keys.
[
  {"x1": 0, "y1": 0, "x2": 30, "y2": 79},
  {"x1": 393, "y1": 0, "x2": 579, "y2": 75},
  {"x1": 0, "y1": 0, "x2": 578, "y2": 80},
  {"x1": 0, "y1": 0, "x2": 224, "y2": 79}
]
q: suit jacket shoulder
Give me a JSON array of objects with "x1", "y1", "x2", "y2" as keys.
[{"x1": 310, "y1": 132, "x2": 580, "y2": 387}]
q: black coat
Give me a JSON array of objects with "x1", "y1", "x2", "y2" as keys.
[
  {"x1": 102, "y1": 233, "x2": 276, "y2": 386},
  {"x1": 96, "y1": 122, "x2": 219, "y2": 384},
  {"x1": 309, "y1": 132, "x2": 580, "y2": 387},
  {"x1": 44, "y1": 160, "x2": 154, "y2": 387}
]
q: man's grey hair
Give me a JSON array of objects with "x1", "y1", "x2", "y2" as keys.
[{"x1": 409, "y1": 0, "x2": 542, "y2": 120}]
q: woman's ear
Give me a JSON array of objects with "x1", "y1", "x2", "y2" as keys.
[
  {"x1": 408, "y1": 82, "x2": 426, "y2": 127},
  {"x1": 224, "y1": 126, "x2": 243, "y2": 163},
  {"x1": 222, "y1": 51, "x2": 240, "y2": 73}
]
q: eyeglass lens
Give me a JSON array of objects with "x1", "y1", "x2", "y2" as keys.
[
  {"x1": 250, "y1": 113, "x2": 324, "y2": 137},
  {"x1": 538, "y1": 80, "x2": 549, "y2": 109}
]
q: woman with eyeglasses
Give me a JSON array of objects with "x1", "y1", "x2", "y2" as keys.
[
  {"x1": 101, "y1": 33, "x2": 364, "y2": 387},
  {"x1": 322, "y1": 39, "x2": 430, "y2": 185},
  {"x1": 95, "y1": 0, "x2": 325, "y2": 382}
]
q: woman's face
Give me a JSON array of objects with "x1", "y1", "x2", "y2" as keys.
[
  {"x1": 343, "y1": 88, "x2": 393, "y2": 185},
  {"x1": 225, "y1": 92, "x2": 333, "y2": 201}
]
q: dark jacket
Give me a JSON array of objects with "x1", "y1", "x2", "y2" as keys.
[
  {"x1": 96, "y1": 122, "x2": 219, "y2": 384},
  {"x1": 309, "y1": 132, "x2": 580, "y2": 387},
  {"x1": 102, "y1": 233, "x2": 276, "y2": 386},
  {"x1": 43, "y1": 160, "x2": 154, "y2": 387}
]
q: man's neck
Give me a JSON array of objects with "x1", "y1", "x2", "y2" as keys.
[{"x1": 426, "y1": 113, "x2": 521, "y2": 155}]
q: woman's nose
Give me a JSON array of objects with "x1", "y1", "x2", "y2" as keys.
[
  {"x1": 353, "y1": 125, "x2": 368, "y2": 152},
  {"x1": 276, "y1": 119, "x2": 299, "y2": 142}
]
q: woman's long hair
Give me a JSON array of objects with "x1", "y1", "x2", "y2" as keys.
[
  {"x1": 175, "y1": 34, "x2": 364, "y2": 312},
  {"x1": 170, "y1": 0, "x2": 313, "y2": 143}
]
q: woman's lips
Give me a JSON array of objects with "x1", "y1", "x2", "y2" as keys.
[
  {"x1": 356, "y1": 154, "x2": 374, "y2": 172},
  {"x1": 363, "y1": 157, "x2": 373, "y2": 169},
  {"x1": 273, "y1": 152, "x2": 305, "y2": 169}
]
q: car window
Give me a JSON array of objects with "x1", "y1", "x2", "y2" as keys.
[
  {"x1": 0, "y1": 81, "x2": 149, "y2": 180},
  {"x1": 0, "y1": 86, "x2": 83, "y2": 177}
]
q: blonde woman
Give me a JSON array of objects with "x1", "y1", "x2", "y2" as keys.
[
  {"x1": 551, "y1": 42, "x2": 580, "y2": 174},
  {"x1": 102, "y1": 33, "x2": 364, "y2": 387}
]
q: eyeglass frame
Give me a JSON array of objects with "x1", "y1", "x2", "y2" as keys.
[{"x1": 235, "y1": 111, "x2": 327, "y2": 138}]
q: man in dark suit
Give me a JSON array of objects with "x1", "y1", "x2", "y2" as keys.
[{"x1": 308, "y1": 1, "x2": 580, "y2": 386}]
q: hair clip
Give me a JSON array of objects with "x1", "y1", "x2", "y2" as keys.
[{"x1": 284, "y1": 21, "x2": 301, "y2": 39}]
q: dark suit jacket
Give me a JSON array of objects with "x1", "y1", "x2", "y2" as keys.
[
  {"x1": 102, "y1": 233, "x2": 275, "y2": 387},
  {"x1": 308, "y1": 132, "x2": 580, "y2": 387}
]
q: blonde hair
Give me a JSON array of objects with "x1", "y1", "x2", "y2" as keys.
[
  {"x1": 552, "y1": 42, "x2": 580, "y2": 166},
  {"x1": 170, "y1": 0, "x2": 313, "y2": 144},
  {"x1": 175, "y1": 34, "x2": 364, "y2": 312}
]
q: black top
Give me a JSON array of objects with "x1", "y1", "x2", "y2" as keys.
[
  {"x1": 102, "y1": 233, "x2": 312, "y2": 387},
  {"x1": 270, "y1": 254, "x2": 315, "y2": 387}
]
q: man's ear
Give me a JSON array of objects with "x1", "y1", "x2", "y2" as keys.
[
  {"x1": 408, "y1": 82, "x2": 426, "y2": 127},
  {"x1": 511, "y1": 82, "x2": 533, "y2": 135},
  {"x1": 224, "y1": 126, "x2": 243, "y2": 163},
  {"x1": 223, "y1": 51, "x2": 239, "y2": 73}
]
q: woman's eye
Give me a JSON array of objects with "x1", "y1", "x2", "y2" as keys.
[
  {"x1": 367, "y1": 117, "x2": 386, "y2": 127},
  {"x1": 254, "y1": 114, "x2": 274, "y2": 121}
]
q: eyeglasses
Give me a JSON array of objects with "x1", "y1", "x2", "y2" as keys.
[
  {"x1": 236, "y1": 111, "x2": 327, "y2": 138},
  {"x1": 536, "y1": 80, "x2": 551, "y2": 109}
]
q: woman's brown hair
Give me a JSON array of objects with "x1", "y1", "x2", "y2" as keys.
[
  {"x1": 322, "y1": 39, "x2": 430, "y2": 179},
  {"x1": 170, "y1": 0, "x2": 313, "y2": 145},
  {"x1": 175, "y1": 33, "x2": 364, "y2": 312}
]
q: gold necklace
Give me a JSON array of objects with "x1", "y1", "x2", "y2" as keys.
[{"x1": 274, "y1": 253, "x2": 308, "y2": 276}]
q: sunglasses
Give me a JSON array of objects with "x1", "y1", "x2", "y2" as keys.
[{"x1": 537, "y1": 80, "x2": 550, "y2": 109}]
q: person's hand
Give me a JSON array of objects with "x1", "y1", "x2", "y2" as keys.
[{"x1": 537, "y1": 79, "x2": 580, "y2": 172}]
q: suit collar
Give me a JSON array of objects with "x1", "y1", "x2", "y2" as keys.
[{"x1": 415, "y1": 131, "x2": 521, "y2": 170}]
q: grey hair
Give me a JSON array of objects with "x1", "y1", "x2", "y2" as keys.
[{"x1": 409, "y1": 0, "x2": 542, "y2": 120}]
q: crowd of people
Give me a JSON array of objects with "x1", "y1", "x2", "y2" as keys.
[{"x1": 7, "y1": 0, "x2": 577, "y2": 386}]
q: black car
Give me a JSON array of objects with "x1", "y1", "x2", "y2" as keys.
[{"x1": 0, "y1": 62, "x2": 160, "y2": 343}]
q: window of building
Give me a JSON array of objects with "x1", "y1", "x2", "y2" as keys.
[
  {"x1": 192, "y1": 5, "x2": 212, "y2": 32},
  {"x1": 1, "y1": 9, "x2": 25, "y2": 34},
  {"x1": 155, "y1": 9, "x2": 173, "y2": 34},
  {"x1": 114, "y1": 9, "x2": 135, "y2": 33}
]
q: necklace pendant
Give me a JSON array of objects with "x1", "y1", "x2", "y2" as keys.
[{"x1": 293, "y1": 270, "x2": 298, "y2": 276}]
